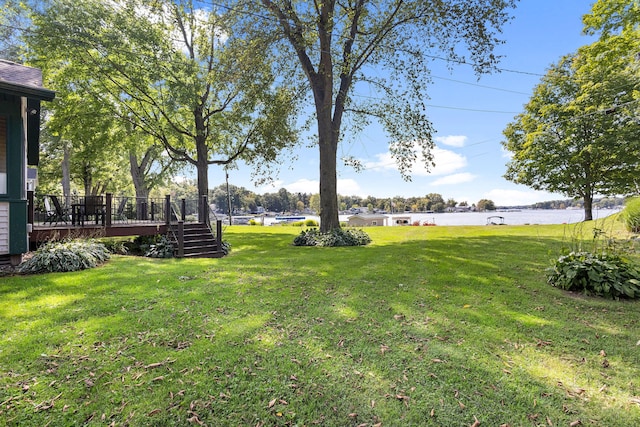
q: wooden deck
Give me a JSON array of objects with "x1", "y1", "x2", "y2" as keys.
[
  {"x1": 30, "y1": 222, "x2": 169, "y2": 243},
  {"x1": 27, "y1": 192, "x2": 225, "y2": 257}
]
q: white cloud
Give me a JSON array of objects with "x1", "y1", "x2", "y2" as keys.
[
  {"x1": 337, "y1": 179, "x2": 363, "y2": 196},
  {"x1": 431, "y1": 173, "x2": 476, "y2": 186},
  {"x1": 483, "y1": 189, "x2": 565, "y2": 206},
  {"x1": 435, "y1": 135, "x2": 467, "y2": 147},
  {"x1": 364, "y1": 146, "x2": 467, "y2": 177},
  {"x1": 284, "y1": 178, "x2": 318, "y2": 194},
  {"x1": 255, "y1": 180, "x2": 285, "y2": 193}
]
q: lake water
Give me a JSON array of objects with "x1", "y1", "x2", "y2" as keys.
[
  {"x1": 257, "y1": 208, "x2": 619, "y2": 226},
  {"x1": 360, "y1": 209, "x2": 619, "y2": 226}
]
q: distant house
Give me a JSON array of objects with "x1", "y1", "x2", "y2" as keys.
[
  {"x1": 0, "y1": 60, "x2": 55, "y2": 265},
  {"x1": 347, "y1": 213, "x2": 387, "y2": 227}
]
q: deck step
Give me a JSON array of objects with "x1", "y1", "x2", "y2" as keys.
[{"x1": 169, "y1": 222, "x2": 224, "y2": 258}]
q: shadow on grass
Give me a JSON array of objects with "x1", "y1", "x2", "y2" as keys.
[{"x1": 1, "y1": 229, "x2": 638, "y2": 426}]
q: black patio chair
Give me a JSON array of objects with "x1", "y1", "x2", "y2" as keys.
[
  {"x1": 115, "y1": 197, "x2": 129, "y2": 223},
  {"x1": 83, "y1": 195, "x2": 105, "y2": 225},
  {"x1": 44, "y1": 195, "x2": 69, "y2": 225}
]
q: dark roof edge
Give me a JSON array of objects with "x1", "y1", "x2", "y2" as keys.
[{"x1": 0, "y1": 80, "x2": 55, "y2": 101}]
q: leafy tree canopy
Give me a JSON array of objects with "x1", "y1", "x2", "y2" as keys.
[{"x1": 502, "y1": 30, "x2": 640, "y2": 221}]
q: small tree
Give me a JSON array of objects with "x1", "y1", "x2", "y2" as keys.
[{"x1": 477, "y1": 199, "x2": 496, "y2": 211}]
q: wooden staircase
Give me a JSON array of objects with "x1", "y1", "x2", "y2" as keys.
[{"x1": 169, "y1": 222, "x2": 225, "y2": 258}]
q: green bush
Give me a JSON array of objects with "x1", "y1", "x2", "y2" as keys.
[
  {"x1": 220, "y1": 240, "x2": 232, "y2": 255},
  {"x1": 100, "y1": 239, "x2": 129, "y2": 255},
  {"x1": 19, "y1": 240, "x2": 110, "y2": 274},
  {"x1": 293, "y1": 228, "x2": 372, "y2": 247},
  {"x1": 304, "y1": 219, "x2": 319, "y2": 227},
  {"x1": 621, "y1": 197, "x2": 640, "y2": 232},
  {"x1": 547, "y1": 251, "x2": 640, "y2": 299},
  {"x1": 144, "y1": 235, "x2": 174, "y2": 258}
]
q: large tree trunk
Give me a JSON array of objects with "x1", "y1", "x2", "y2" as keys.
[
  {"x1": 584, "y1": 194, "x2": 593, "y2": 221},
  {"x1": 196, "y1": 137, "x2": 210, "y2": 225},
  {"x1": 61, "y1": 143, "x2": 71, "y2": 207},
  {"x1": 318, "y1": 115, "x2": 340, "y2": 232},
  {"x1": 129, "y1": 152, "x2": 149, "y2": 221}
]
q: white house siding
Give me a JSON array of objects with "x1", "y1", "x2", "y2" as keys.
[{"x1": 0, "y1": 203, "x2": 8, "y2": 254}]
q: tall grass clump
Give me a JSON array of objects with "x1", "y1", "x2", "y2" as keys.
[
  {"x1": 18, "y1": 240, "x2": 110, "y2": 274},
  {"x1": 621, "y1": 196, "x2": 640, "y2": 232}
]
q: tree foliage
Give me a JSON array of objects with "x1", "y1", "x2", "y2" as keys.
[
  {"x1": 502, "y1": 30, "x2": 640, "y2": 221},
  {"x1": 244, "y1": 0, "x2": 517, "y2": 231},
  {"x1": 28, "y1": 0, "x2": 299, "y2": 217},
  {"x1": 583, "y1": 0, "x2": 640, "y2": 38}
]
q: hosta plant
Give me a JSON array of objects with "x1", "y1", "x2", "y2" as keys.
[
  {"x1": 547, "y1": 251, "x2": 640, "y2": 299},
  {"x1": 19, "y1": 240, "x2": 110, "y2": 274}
]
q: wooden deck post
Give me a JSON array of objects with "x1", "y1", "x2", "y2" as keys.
[
  {"x1": 105, "y1": 193, "x2": 112, "y2": 227},
  {"x1": 201, "y1": 195, "x2": 209, "y2": 226},
  {"x1": 181, "y1": 199, "x2": 186, "y2": 221},
  {"x1": 177, "y1": 220, "x2": 184, "y2": 257},
  {"x1": 27, "y1": 190, "x2": 34, "y2": 225},
  {"x1": 216, "y1": 219, "x2": 222, "y2": 251},
  {"x1": 165, "y1": 195, "x2": 171, "y2": 225}
]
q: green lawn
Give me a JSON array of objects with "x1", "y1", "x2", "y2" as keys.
[{"x1": 1, "y1": 221, "x2": 639, "y2": 426}]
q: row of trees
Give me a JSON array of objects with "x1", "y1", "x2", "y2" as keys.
[{"x1": 169, "y1": 179, "x2": 622, "y2": 215}]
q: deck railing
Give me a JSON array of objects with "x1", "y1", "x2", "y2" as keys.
[{"x1": 29, "y1": 192, "x2": 212, "y2": 227}]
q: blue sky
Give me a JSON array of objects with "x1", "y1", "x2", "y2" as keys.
[{"x1": 205, "y1": 1, "x2": 597, "y2": 207}]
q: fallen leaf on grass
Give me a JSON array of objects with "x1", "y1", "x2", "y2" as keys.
[
  {"x1": 187, "y1": 415, "x2": 205, "y2": 425},
  {"x1": 630, "y1": 397, "x2": 640, "y2": 405},
  {"x1": 380, "y1": 345, "x2": 390, "y2": 355},
  {"x1": 268, "y1": 398, "x2": 277, "y2": 408},
  {"x1": 430, "y1": 408, "x2": 435, "y2": 417},
  {"x1": 470, "y1": 415, "x2": 480, "y2": 427},
  {"x1": 569, "y1": 420, "x2": 581, "y2": 427}
]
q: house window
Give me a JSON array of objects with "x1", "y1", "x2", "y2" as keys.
[{"x1": 0, "y1": 116, "x2": 6, "y2": 194}]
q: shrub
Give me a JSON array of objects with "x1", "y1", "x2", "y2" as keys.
[
  {"x1": 19, "y1": 240, "x2": 110, "y2": 274},
  {"x1": 220, "y1": 240, "x2": 232, "y2": 255},
  {"x1": 293, "y1": 228, "x2": 372, "y2": 247},
  {"x1": 144, "y1": 235, "x2": 174, "y2": 258},
  {"x1": 290, "y1": 221, "x2": 305, "y2": 227},
  {"x1": 621, "y1": 197, "x2": 640, "y2": 232},
  {"x1": 547, "y1": 251, "x2": 640, "y2": 299},
  {"x1": 100, "y1": 239, "x2": 129, "y2": 255},
  {"x1": 248, "y1": 219, "x2": 261, "y2": 226},
  {"x1": 304, "y1": 219, "x2": 319, "y2": 227}
]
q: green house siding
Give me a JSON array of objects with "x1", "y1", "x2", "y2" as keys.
[{"x1": 0, "y1": 94, "x2": 28, "y2": 255}]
